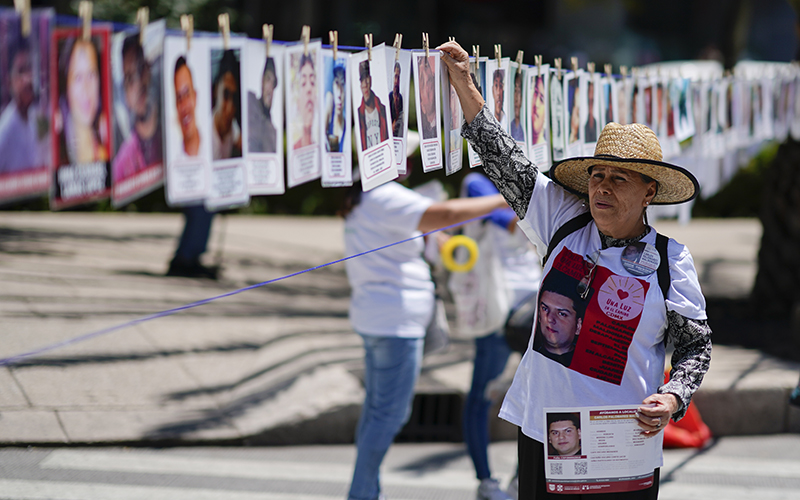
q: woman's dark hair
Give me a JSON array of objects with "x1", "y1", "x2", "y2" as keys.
[
  {"x1": 298, "y1": 52, "x2": 315, "y2": 72},
  {"x1": 174, "y1": 55, "x2": 188, "y2": 76},
  {"x1": 211, "y1": 49, "x2": 240, "y2": 124},
  {"x1": 262, "y1": 56, "x2": 278, "y2": 88}
]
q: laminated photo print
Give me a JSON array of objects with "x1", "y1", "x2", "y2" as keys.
[
  {"x1": 51, "y1": 26, "x2": 113, "y2": 210},
  {"x1": 671, "y1": 77, "x2": 695, "y2": 143},
  {"x1": 526, "y1": 64, "x2": 550, "y2": 171},
  {"x1": 563, "y1": 69, "x2": 583, "y2": 158},
  {"x1": 550, "y1": 69, "x2": 566, "y2": 162},
  {"x1": 654, "y1": 78, "x2": 668, "y2": 141},
  {"x1": 319, "y1": 47, "x2": 352, "y2": 187},
  {"x1": 509, "y1": 61, "x2": 527, "y2": 154},
  {"x1": 163, "y1": 35, "x2": 212, "y2": 207},
  {"x1": 485, "y1": 57, "x2": 510, "y2": 133},
  {"x1": 413, "y1": 51, "x2": 442, "y2": 173},
  {"x1": 582, "y1": 71, "x2": 600, "y2": 155},
  {"x1": 350, "y1": 44, "x2": 396, "y2": 191},
  {"x1": 385, "y1": 45, "x2": 411, "y2": 176},
  {"x1": 286, "y1": 40, "x2": 322, "y2": 188},
  {"x1": 791, "y1": 77, "x2": 800, "y2": 141},
  {"x1": 206, "y1": 39, "x2": 249, "y2": 211},
  {"x1": 642, "y1": 78, "x2": 654, "y2": 130},
  {"x1": 617, "y1": 76, "x2": 633, "y2": 126},
  {"x1": 774, "y1": 78, "x2": 791, "y2": 142},
  {"x1": 110, "y1": 20, "x2": 164, "y2": 208},
  {"x1": 467, "y1": 55, "x2": 487, "y2": 168},
  {"x1": 599, "y1": 73, "x2": 617, "y2": 129},
  {"x1": 442, "y1": 62, "x2": 462, "y2": 176},
  {"x1": 0, "y1": 8, "x2": 52, "y2": 205},
  {"x1": 729, "y1": 79, "x2": 745, "y2": 149},
  {"x1": 760, "y1": 78, "x2": 774, "y2": 141},
  {"x1": 243, "y1": 39, "x2": 284, "y2": 195}
]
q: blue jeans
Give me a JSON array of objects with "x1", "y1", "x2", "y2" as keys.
[
  {"x1": 175, "y1": 205, "x2": 215, "y2": 262},
  {"x1": 463, "y1": 331, "x2": 512, "y2": 480},
  {"x1": 348, "y1": 334, "x2": 424, "y2": 500}
]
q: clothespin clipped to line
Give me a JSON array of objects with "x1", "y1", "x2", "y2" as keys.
[
  {"x1": 364, "y1": 33, "x2": 373, "y2": 61},
  {"x1": 393, "y1": 33, "x2": 402, "y2": 61},
  {"x1": 218, "y1": 13, "x2": 230, "y2": 50},
  {"x1": 587, "y1": 62, "x2": 595, "y2": 77},
  {"x1": 422, "y1": 32, "x2": 429, "y2": 58},
  {"x1": 13, "y1": 0, "x2": 30, "y2": 38},
  {"x1": 535, "y1": 55, "x2": 542, "y2": 78},
  {"x1": 264, "y1": 24, "x2": 273, "y2": 59},
  {"x1": 494, "y1": 44, "x2": 502, "y2": 66},
  {"x1": 79, "y1": 1, "x2": 92, "y2": 42},
  {"x1": 555, "y1": 58, "x2": 562, "y2": 80},
  {"x1": 516, "y1": 50, "x2": 524, "y2": 75},
  {"x1": 604, "y1": 64, "x2": 612, "y2": 78},
  {"x1": 472, "y1": 45, "x2": 480, "y2": 76},
  {"x1": 136, "y1": 7, "x2": 148, "y2": 46},
  {"x1": 571, "y1": 56, "x2": 578, "y2": 73},
  {"x1": 301, "y1": 25, "x2": 310, "y2": 55},
  {"x1": 180, "y1": 14, "x2": 193, "y2": 51},
  {"x1": 330, "y1": 30, "x2": 338, "y2": 60}
]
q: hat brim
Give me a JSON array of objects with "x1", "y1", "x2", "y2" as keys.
[{"x1": 550, "y1": 156, "x2": 699, "y2": 205}]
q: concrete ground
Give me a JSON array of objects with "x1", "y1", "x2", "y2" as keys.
[{"x1": 0, "y1": 212, "x2": 798, "y2": 445}]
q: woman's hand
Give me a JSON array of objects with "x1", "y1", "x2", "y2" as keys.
[
  {"x1": 636, "y1": 393, "x2": 679, "y2": 436},
  {"x1": 436, "y1": 41, "x2": 485, "y2": 123}
]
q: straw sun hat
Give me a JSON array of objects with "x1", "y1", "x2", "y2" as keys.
[{"x1": 550, "y1": 122, "x2": 699, "y2": 205}]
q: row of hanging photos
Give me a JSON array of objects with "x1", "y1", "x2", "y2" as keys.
[{"x1": 2, "y1": 3, "x2": 800, "y2": 214}]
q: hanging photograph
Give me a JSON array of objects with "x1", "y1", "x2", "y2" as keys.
[
  {"x1": 51, "y1": 26, "x2": 113, "y2": 210},
  {"x1": 672, "y1": 77, "x2": 695, "y2": 143},
  {"x1": 550, "y1": 69, "x2": 566, "y2": 162},
  {"x1": 442, "y1": 64, "x2": 462, "y2": 176},
  {"x1": 617, "y1": 76, "x2": 633, "y2": 125},
  {"x1": 285, "y1": 40, "x2": 322, "y2": 188},
  {"x1": 350, "y1": 43, "x2": 396, "y2": 191},
  {"x1": 0, "y1": 9, "x2": 52, "y2": 205},
  {"x1": 318, "y1": 48, "x2": 351, "y2": 187},
  {"x1": 243, "y1": 38, "x2": 284, "y2": 195},
  {"x1": 385, "y1": 45, "x2": 411, "y2": 176},
  {"x1": 642, "y1": 78, "x2": 654, "y2": 130},
  {"x1": 599, "y1": 73, "x2": 617, "y2": 129},
  {"x1": 654, "y1": 78, "x2": 668, "y2": 140},
  {"x1": 206, "y1": 39, "x2": 249, "y2": 211},
  {"x1": 485, "y1": 56, "x2": 510, "y2": 132},
  {"x1": 467, "y1": 55, "x2": 487, "y2": 168},
  {"x1": 526, "y1": 64, "x2": 550, "y2": 170},
  {"x1": 583, "y1": 71, "x2": 600, "y2": 155},
  {"x1": 563, "y1": 69, "x2": 583, "y2": 158},
  {"x1": 163, "y1": 35, "x2": 212, "y2": 206},
  {"x1": 110, "y1": 20, "x2": 164, "y2": 208},
  {"x1": 412, "y1": 50, "x2": 442, "y2": 173},
  {"x1": 509, "y1": 61, "x2": 527, "y2": 154}
]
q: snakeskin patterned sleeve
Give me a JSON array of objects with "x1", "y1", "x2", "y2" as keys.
[
  {"x1": 658, "y1": 310, "x2": 713, "y2": 421},
  {"x1": 461, "y1": 106, "x2": 538, "y2": 220}
]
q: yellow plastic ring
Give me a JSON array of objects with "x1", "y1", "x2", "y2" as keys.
[{"x1": 441, "y1": 235, "x2": 479, "y2": 273}]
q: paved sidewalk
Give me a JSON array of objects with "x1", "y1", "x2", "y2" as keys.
[{"x1": 0, "y1": 212, "x2": 798, "y2": 444}]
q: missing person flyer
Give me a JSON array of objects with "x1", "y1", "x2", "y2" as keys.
[{"x1": 543, "y1": 405, "x2": 661, "y2": 495}]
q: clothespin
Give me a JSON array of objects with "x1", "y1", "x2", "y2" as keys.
[
  {"x1": 472, "y1": 45, "x2": 480, "y2": 76},
  {"x1": 571, "y1": 56, "x2": 578, "y2": 73},
  {"x1": 13, "y1": 0, "x2": 30, "y2": 38},
  {"x1": 535, "y1": 55, "x2": 542, "y2": 78},
  {"x1": 264, "y1": 24, "x2": 273, "y2": 59},
  {"x1": 494, "y1": 44, "x2": 502, "y2": 66},
  {"x1": 516, "y1": 50, "x2": 524, "y2": 75},
  {"x1": 555, "y1": 58, "x2": 562, "y2": 80},
  {"x1": 136, "y1": 7, "x2": 148, "y2": 46},
  {"x1": 422, "y1": 32, "x2": 429, "y2": 58},
  {"x1": 330, "y1": 30, "x2": 338, "y2": 60},
  {"x1": 180, "y1": 14, "x2": 193, "y2": 51},
  {"x1": 301, "y1": 25, "x2": 310, "y2": 55},
  {"x1": 218, "y1": 13, "x2": 230, "y2": 50},
  {"x1": 587, "y1": 62, "x2": 595, "y2": 78},
  {"x1": 393, "y1": 33, "x2": 402, "y2": 61},
  {"x1": 604, "y1": 64, "x2": 612, "y2": 78},
  {"x1": 79, "y1": 1, "x2": 92, "y2": 42},
  {"x1": 364, "y1": 33, "x2": 373, "y2": 61}
]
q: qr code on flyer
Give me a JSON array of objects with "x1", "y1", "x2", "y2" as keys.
[
  {"x1": 549, "y1": 462, "x2": 563, "y2": 475},
  {"x1": 574, "y1": 461, "x2": 588, "y2": 475}
]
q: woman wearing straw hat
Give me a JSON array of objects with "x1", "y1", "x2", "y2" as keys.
[{"x1": 438, "y1": 40, "x2": 711, "y2": 500}]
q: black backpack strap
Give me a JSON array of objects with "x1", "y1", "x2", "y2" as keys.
[
  {"x1": 655, "y1": 232, "x2": 670, "y2": 300},
  {"x1": 543, "y1": 211, "x2": 593, "y2": 267}
]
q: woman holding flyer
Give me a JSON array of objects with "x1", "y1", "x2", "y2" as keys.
[{"x1": 438, "y1": 40, "x2": 711, "y2": 500}]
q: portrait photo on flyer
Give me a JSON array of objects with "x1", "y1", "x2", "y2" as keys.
[
  {"x1": 485, "y1": 56, "x2": 510, "y2": 134},
  {"x1": 206, "y1": 39, "x2": 249, "y2": 211},
  {"x1": 163, "y1": 35, "x2": 212, "y2": 207},
  {"x1": 110, "y1": 20, "x2": 165, "y2": 208},
  {"x1": 243, "y1": 39, "x2": 284, "y2": 195},
  {"x1": 550, "y1": 68, "x2": 566, "y2": 162},
  {"x1": 320, "y1": 47, "x2": 352, "y2": 187},
  {"x1": 442, "y1": 69, "x2": 462, "y2": 176},
  {"x1": 350, "y1": 44, "x2": 396, "y2": 191},
  {"x1": 543, "y1": 406, "x2": 662, "y2": 495},
  {"x1": 563, "y1": 69, "x2": 584, "y2": 158},
  {"x1": 51, "y1": 26, "x2": 113, "y2": 210},
  {"x1": 466, "y1": 55, "x2": 486, "y2": 168},
  {"x1": 385, "y1": 45, "x2": 411, "y2": 176},
  {"x1": 582, "y1": 71, "x2": 600, "y2": 156},
  {"x1": 510, "y1": 61, "x2": 527, "y2": 154},
  {"x1": 0, "y1": 9, "x2": 52, "y2": 205},
  {"x1": 285, "y1": 39, "x2": 322, "y2": 188},
  {"x1": 526, "y1": 63, "x2": 550, "y2": 170},
  {"x1": 412, "y1": 50, "x2": 442, "y2": 173}
]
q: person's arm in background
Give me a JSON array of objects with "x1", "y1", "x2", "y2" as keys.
[
  {"x1": 417, "y1": 194, "x2": 508, "y2": 233},
  {"x1": 437, "y1": 40, "x2": 537, "y2": 221},
  {"x1": 465, "y1": 173, "x2": 519, "y2": 233}
]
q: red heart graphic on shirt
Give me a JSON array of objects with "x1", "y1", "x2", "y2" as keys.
[{"x1": 617, "y1": 289, "x2": 629, "y2": 300}]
